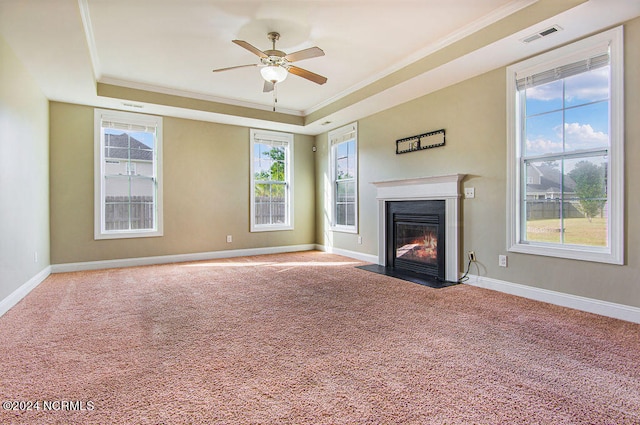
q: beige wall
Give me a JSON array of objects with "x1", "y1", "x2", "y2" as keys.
[
  {"x1": 316, "y1": 18, "x2": 640, "y2": 309},
  {"x1": 50, "y1": 103, "x2": 315, "y2": 264},
  {"x1": 0, "y1": 35, "x2": 50, "y2": 300}
]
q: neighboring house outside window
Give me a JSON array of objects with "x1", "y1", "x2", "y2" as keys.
[
  {"x1": 94, "y1": 109, "x2": 163, "y2": 239},
  {"x1": 329, "y1": 122, "x2": 358, "y2": 233},
  {"x1": 506, "y1": 27, "x2": 623, "y2": 264},
  {"x1": 250, "y1": 129, "x2": 293, "y2": 232}
]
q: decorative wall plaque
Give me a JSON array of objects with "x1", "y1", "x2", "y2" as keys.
[{"x1": 396, "y1": 129, "x2": 445, "y2": 154}]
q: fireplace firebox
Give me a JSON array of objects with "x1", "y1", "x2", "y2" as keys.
[{"x1": 386, "y1": 200, "x2": 445, "y2": 281}]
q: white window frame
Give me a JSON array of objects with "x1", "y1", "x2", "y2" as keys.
[
  {"x1": 329, "y1": 122, "x2": 358, "y2": 233},
  {"x1": 250, "y1": 128, "x2": 294, "y2": 232},
  {"x1": 94, "y1": 109, "x2": 163, "y2": 240},
  {"x1": 506, "y1": 27, "x2": 624, "y2": 264}
]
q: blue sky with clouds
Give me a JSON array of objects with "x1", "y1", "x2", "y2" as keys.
[{"x1": 523, "y1": 66, "x2": 609, "y2": 161}]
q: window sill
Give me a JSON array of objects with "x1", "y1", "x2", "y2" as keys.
[
  {"x1": 94, "y1": 229, "x2": 163, "y2": 240},
  {"x1": 508, "y1": 241, "x2": 622, "y2": 265},
  {"x1": 250, "y1": 224, "x2": 293, "y2": 233},
  {"x1": 330, "y1": 225, "x2": 358, "y2": 234}
]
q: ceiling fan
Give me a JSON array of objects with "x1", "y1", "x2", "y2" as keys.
[{"x1": 212, "y1": 32, "x2": 327, "y2": 93}]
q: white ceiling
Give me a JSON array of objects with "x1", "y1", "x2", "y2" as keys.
[
  {"x1": 1, "y1": 0, "x2": 639, "y2": 135},
  {"x1": 89, "y1": 0, "x2": 518, "y2": 112}
]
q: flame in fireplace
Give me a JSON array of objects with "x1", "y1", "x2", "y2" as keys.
[{"x1": 397, "y1": 231, "x2": 438, "y2": 263}]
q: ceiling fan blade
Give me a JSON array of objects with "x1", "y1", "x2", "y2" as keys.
[
  {"x1": 212, "y1": 64, "x2": 257, "y2": 73},
  {"x1": 284, "y1": 46, "x2": 325, "y2": 62},
  {"x1": 232, "y1": 40, "x2": 269, "y2": 58},
  {"x1": 288, "y1": 65, "x2": 328, "y2": 85},
  {"x1": 263, "y1": 80, "x2": 275, "y2": 93}
]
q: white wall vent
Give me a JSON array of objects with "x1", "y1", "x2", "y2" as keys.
[{"x1": 521, "y1": 25, "x2": 563, "y2": 43}]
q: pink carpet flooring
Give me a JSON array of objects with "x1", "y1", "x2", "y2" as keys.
[{"x1": 0, "y1": 251, "x2": 638, "y2": 424}]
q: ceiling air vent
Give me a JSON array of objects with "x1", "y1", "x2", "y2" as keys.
[{"x1": 521, "y1": 25, "x2": 563, "y2": 44}]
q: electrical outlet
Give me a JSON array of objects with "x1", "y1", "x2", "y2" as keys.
[
  {"x1": 498, "y1": 255, "x2": 508, "y2": 267},
  {"x1": 226, "y1": 235, "x2": 232, "y2": 243},
  {"x1": 464, "y1": 187, "x2": 475, "y2": 199},
  {"x1": 34, "y1": 251, "x2": 38, "y2": 263},
  {"x1": 357, "y1": 236, "x2": 362, "y2": 244},
  {"x1": 468, "y1": 251, "x2": 476, "y2": 262}
]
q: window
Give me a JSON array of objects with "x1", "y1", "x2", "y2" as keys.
[
  {"x1": 94, "y1": 109, "x2": 163, "y2": 239},
  {"x1": 506, "y1": 27, "x2": 623, "y2": 264},
  {"x1": 250, "y1": 129, "x2": 293, "y2": 231},
  {"x1": 329, "y1": 122, "x2": 358, "y2": 232}
]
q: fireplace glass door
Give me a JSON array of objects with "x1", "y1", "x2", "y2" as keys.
[
  {"x1": 387, "y1": 200, "x2": 446, "y2": 280},
  {"x1": 395, "y1": 223, "x2": 438, "y2": 265}
]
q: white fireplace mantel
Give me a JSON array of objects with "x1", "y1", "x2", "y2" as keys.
[{"x1": 372, "y1": 174, "x2": 466, "y2": 282}]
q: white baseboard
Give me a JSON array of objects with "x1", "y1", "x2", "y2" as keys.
[
  {"x1": 51, "y1": 244, "x2": 317, "y2": 273},
  {"x1": 465, "y1": 274, "x2": 640, "y2": 324},
  {"x1": 315, "y1": 244, "x2": 379, "y2": 264},
  {"x1": 0, "y1": 266, "x2": 51, "y2": 318}
]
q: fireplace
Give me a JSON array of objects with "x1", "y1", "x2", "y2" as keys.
[
  {"x1": 370, "y1": 174, "x2": 465, "y2": 286},
  {"x1": 387, "y1": 200, "x2": 445, "y2": 280}
]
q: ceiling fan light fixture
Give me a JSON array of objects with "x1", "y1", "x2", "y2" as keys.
[{"x1": 260, "y1": 65, "x2": 288, "y2": 83}]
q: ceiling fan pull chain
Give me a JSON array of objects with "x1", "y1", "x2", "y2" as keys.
[{"x1": 272, "y1": 82, "x2": 277, "y2": 111}]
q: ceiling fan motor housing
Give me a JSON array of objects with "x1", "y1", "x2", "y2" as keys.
[
  {"x1": 263, "y1": 33, "x2": 288, "y2": 68},
  {"x1": 260, "y1": 55, "x2": 289, "y2": 69}
]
